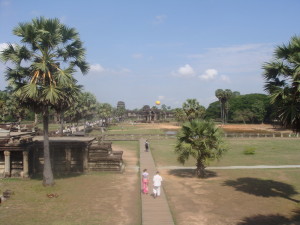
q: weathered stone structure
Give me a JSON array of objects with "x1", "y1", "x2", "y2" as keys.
[{"x1": 0, "y1": 134, "x2": 124, "y2": 178}]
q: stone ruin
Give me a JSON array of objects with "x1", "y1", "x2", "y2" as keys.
[
  {"x1": 88, "y1": 138, "x2": 124, "y2": 171},
  {"x1": 0, "y1": 128, "x2": 124, "y2": 177}
]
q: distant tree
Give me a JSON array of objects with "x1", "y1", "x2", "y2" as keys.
[
  {"x1": 70, "y1": 92, "x2": 97, "y2": 125},
  {"x1": 97, "y1": 103, "x2": 113, "y2": 126},
  {"x1": 182, "y1": 98, "x2": 206, "y2": 121},
  {"x1": 228, "y1": 94, "x2": 271, "y2": 123},
  {"x1": 232, "y1": 91, "x2": 241, "y2": 97},
  {"x1": 175, "y1": 120, "x2": 227, "y2": 177},
  {"x1": 232, "y1": 109, "x2": 254, "y2": 124},
  {"x1": 54, "y1": 82, "x2": 82, "y2": 136},
  {"x1": 263, "y1": 35, "x2": 300, "y2": 132},
  {"x1": 174, "y1": 108, "x2": 187, "y2": 123},
  {"x1": 215, "y1": 89, "x2": 233, "y2": 124},
  {"x1": 205, "y1": 101, "x2": 220, "y2": 121}
]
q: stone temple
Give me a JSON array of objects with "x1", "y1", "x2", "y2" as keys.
[{"x1": 0, "y1": 124, "x2": 124, "y2": 178}]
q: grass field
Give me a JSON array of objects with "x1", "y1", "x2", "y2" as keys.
[{"x1": 148, "y1": 138, "x2": 300, "y2": 167}]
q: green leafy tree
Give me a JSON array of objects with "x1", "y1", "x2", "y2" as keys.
[
  {"x1": 263, "y1": 35, "x2": 300, "y2": 132},
  {"x1": 0, "y1": 17, "x2": 89, "y2": 186},
  {"x1": 54, "y1": 82, "x2": 82, "y2": 136},
  {"x1": 175, "y1": 120, "x2": 227, "y2": 177},
  {"x1": 205, "y1": 101, "x2": 220, "y2": 121},
  {"x1": 68, "y1": 92, "x2": 97, "y2": 128},
  {"x1": 228, "y1": 94, "x2": 271, "y2": 123},
  {"x1": 232, "y1": 109, "x2": 254, "y2": 124},
  {"x1": 174, "y1": 108, "x2": 187, "y2": 123},
  {"x1": 97, "y1": 103, "x2": 113, "y2": 126}
]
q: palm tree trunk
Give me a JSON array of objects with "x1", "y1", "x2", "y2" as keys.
[
  {"x1": 196, "y1": 158, "x2": 206, "y2": 178},
  {"x1": 221, "y1": 102, "x2": 224, "y2": 124},
  {"x1": 59, "y1": 111, "x2": 64, "y2": 137},
  {"x1": 42, "y1": 107, "x2": 54, "y2": 186},
  {"x1": 34, "y1": 113, "x2": 39, "y2": 126}
]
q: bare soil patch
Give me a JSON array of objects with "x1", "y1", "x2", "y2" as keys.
[
  {"x1": 220, "y1": 123, "x2": 291, "y2": 133},
  {"x1": 160, "y1": 169, "x2": 300, "y2": 225}
]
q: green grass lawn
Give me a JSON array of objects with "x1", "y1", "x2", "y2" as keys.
[{"x1": 149, "y1": 138, "x2": 300, "y2": 167}]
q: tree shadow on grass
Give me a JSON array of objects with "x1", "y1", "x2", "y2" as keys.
[
  {"x1": 30, "y1": 172, "x2": 83, "y2": 181},
  {"x1": 237, "y1": 209, "x2": 300, "y2": 225},
  {"x1": 168, "y1": 169, "x2": 217, "y2": 179},
  {"x1": 223, "y1": 177, "x2": 299, "y2": 203}
]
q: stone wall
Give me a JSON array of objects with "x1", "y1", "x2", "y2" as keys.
[{"x1": 0, "y1": 136, "x2": 124, "y2": 177}]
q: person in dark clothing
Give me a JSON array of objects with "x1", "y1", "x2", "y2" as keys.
[{"x1": 145, "y1": 140, "x2": 149, "y2": 152}]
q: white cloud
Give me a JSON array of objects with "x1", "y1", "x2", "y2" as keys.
[
  {"x1": 153, "y1": 15, "x2": 167, "y2": 24},
  {"x1": 199, "y1": 69, "x2": 218, "y2": 80},
  {"x1": 0, "y1": 43, "x2": 9, "y2": 51},
  {"x1": 89, "y1": 64, "x2": 131, "y2": 76},
  {"x1": 174, "y1": 64, "x2": 195, "y2": 77},
  {"x1": 90, "y1": 64, "x2": 105, "y2": 72}
]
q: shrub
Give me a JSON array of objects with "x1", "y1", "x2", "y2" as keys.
[{"x1": 243, "y1": 146, "x2": 256, "y2": 155}]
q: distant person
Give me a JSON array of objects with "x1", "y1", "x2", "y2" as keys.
[
  {"x1": 152, "y1": 171, "x2": 163, "y2": 198},
  {"x1": 145, "y1": 140, "x2": 149, "y2": 152},
  {"x1": 142, "y1": 169, "x2": 149, "y2": 194}
]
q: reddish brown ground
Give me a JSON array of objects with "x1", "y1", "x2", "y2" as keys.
[{"x1": 160, "y1": 169, "x2": 300, "y2": 225}]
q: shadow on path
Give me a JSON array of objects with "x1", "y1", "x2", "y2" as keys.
[
  {"x1": 223, "y1": 177, "x2": 299, "y2": 203},
  {"x1": 237, "y1": 209, "x2": 300, "y2": 225},
  {"x1": 168, "y1": 169, "x2": 217, "y2": 179}
]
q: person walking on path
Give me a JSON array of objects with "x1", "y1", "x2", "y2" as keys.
[
  {"x1": 153, "y1": 171, "x2": 163, "y2": 198},
  {"x1": 145, "y1": 140, "x2": 149, "y2": 152},
  {"x1": 142, "y1": 169, "x2": 149, "y2": 194}
]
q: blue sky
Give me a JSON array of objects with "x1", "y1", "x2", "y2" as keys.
[{"x1": 1, "y1": 0, "x2": 299, "y2": 109}]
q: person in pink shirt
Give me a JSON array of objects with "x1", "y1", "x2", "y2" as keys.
[{"x1": 142, "y1": 169, "x2": 149, "y2": 194}]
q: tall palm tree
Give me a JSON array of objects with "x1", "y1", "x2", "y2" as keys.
[
  {"x1": 215, "y1": 89, "x2": 232, "y2": 124},
  {"x1": 175, "y1": 120, "x2": 227, "y2": 177},
  {"x1": 0, "y1": 17, "x2": 89, "y2": 186},
  {"x1": 263, "y1": 35, "x2": 300, "y2": 132}
]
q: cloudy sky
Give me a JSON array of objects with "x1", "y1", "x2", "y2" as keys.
[{"x1": 0, "y1": 0, "x2": 299, "y2": 109}]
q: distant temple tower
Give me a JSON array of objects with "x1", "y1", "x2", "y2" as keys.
[{"x1": 117, "y1": 101, "x2": 126, "y2": 110}]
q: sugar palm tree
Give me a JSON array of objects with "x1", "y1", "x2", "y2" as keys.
[
  {"x1": 182, "y1": 98, "x2": 206, "y2": 121},
  {"x1": 215, "y1": 89, "x2": 232, "y2": 124},
  {"x1": 263, "y1": 35, "x2": 300, "y2": 132},
  {"x1": 175, "y1": 120, "x2": 227, "y2": 177},
  {"x1": 0, "y1": 17, "x2": 89, "y2": 186}
]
